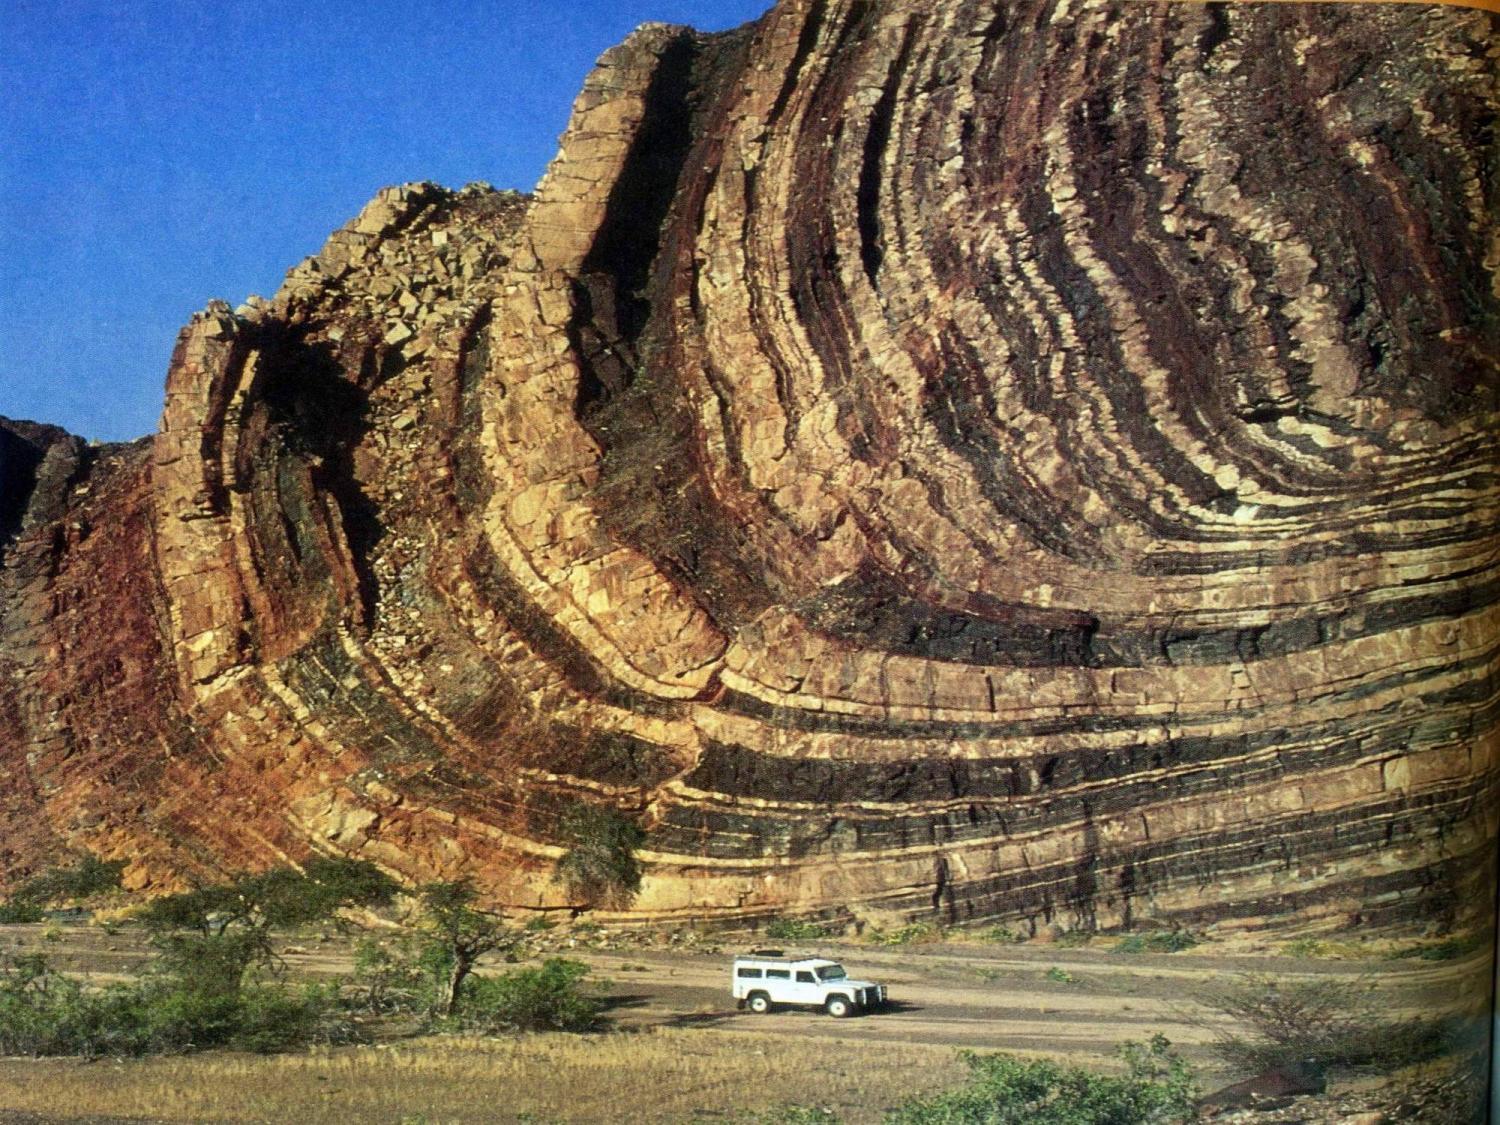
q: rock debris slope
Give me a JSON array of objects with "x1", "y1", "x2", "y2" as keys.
[{"x1": 3, "y1": 0, "x2": 1498, "y2": 934}]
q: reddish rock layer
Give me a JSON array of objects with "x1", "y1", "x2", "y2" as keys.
[{"x1": 2, "y1": 0, "x2": 1497, "y2": 935}]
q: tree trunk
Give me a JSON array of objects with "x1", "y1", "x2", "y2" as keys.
[{"x1": 441, "y1": 949, "x2": 474, "y2": 1017}]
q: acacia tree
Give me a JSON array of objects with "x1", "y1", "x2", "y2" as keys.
[
  {"x1": 0, "y1": 854, "x2": 126, "y2": 922},
  {"x1": 418, "y1": 880, "x2": 522, "y2": 1017},
  {"x1": 139, "y1": 857, "x2": 397, "y2": 1001}
]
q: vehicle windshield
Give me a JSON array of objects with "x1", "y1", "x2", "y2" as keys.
[{"x1": 815, "y1": 964, "x2": 847, "y2": 981}]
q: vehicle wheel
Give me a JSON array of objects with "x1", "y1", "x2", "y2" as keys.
[
  {"x1": 825, "y1": 995, "x2": 853, "y2": 1018},
  {"x1": 747, "y1": 992, "x2": 773, "y2": 1014}
]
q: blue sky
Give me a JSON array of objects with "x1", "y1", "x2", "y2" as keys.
[{"x1": 0, "y1": 0, "x2": 770, "y2": 442}]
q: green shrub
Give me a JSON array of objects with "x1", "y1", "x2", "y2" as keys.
[
  {"x1": 1386, "y1": 933, "x2": 1486, "y2": 962},
  {"x1": 886, "y1": 1036, "x2": 1195, "y2": 1124},
  {"x1": 1114, "y1": 932, "x2": 1198, "y2": 955},
  {"x1": 553, "y1": 805, "x2": 646, "y2": 909},
  {"x1": 1045, "y1": 967, "x2": 1076, "y2": 984},
  {"x1": 869, "y1": 922, "x2": 944, "y2": 946},
  {"x1": 765, "y1": 918, "x2": 831, "y2": 941},
  {"x1": 229, "y1": 982, "x2": 353, "y2": 1052},
  {"x1": 0, "y1": 952, "x2": 344, "y2": 1057},
  {"x1": 455, "y1": 958, "x2": 602, "y2": 1033},
  {"x1": 0, "y1": 901, "x2": 44, "y2": 924},
  {"x1": 981, "y1": 926, "x2": 1027, "y2": 944},
  {"x1": 1278, "y1": 937, "x2": 1383, "y2": 960}
]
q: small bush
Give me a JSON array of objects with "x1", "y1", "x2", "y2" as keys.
[
  {"x1": 869, "y1": 922, "x2": 944, "y2": 946},
  {"x1": 1045, "y1": 967, "x2": 1076, "y2": 984},
  {"x1": 981, "y1": 926, "x2": 1027, "y2": 944},
  {"x1": 1281, "y1": 937, "x2": 1367, "y2": 959},
  {"x1": 456, "y1": 958, "x2": 602, "y2": 1033},
  {"x1": 1114, "y1": 932, "x2": 1198, "y2": 955},
  {"x1": 887, "y1": 1036, "x2": 1195, "y2": 1124},
  {"x1": 1198, "y1": 973, "x2": 1455, "y2": 1074},
  {"x1": 765, "y1": 918, "x2": 831, "y2": 941},
  {"x1": 1386, "y1": 933, "x2": 1486, "y2": 962},
  {"x1": 0, "y1": 901, "x2": 44, "y2": 924},
  {"x1": 231, "y1": 982, "x2": 355, "y2": 1052}
]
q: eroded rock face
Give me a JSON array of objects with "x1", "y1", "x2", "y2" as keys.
[{"x1": 2, "y1": 0, "x2": 1497, "y2": 934}]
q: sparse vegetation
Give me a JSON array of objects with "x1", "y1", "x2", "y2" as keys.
[
  {"x1": 0, "y1": 858, "x2": 394, "y2": 1057},
  {"x1": 1196, "y1": 973, "x2": 1457, "y2": 1074},
  {"x1": 0, "y1": 951, "x2": 349, "y2": 1057},
  {"x1": 980, "y1": 925, "x2": 1027, "y2": 944},
  {"x1": 1275, "y1": 932, "x2": 1488, "y2": 963},
  {"x1": 1113, "y1": 931, "x2": 1198, "y2": 955},
  {"x1": 1386, "y1": 933, "x2": 1486, "y2": 962},
  {"x1": 868, "y1": 921, "x2": 945, "y2": 946},
  {"x1": 0, "y1": 1027, "x2": 969, "y2": 1123},
  {"x1": 1054, "y1": 931, "x2": 1093, "y2": 948},
  {"x1": 885, "y1": 1036, "x2": 1196, "y2": 1124},
  {"x1": 1281, "y1": 937, "x2": 1366, "y2": 959},
  {"x1": 1044, "y1": 967, "x2": 1076, "y2": 985},
  {"x1": 765, "y1": 917, "x2": 832, "y2": 941},
  {"x1": 552, "y1": 804, "x2": 646, "y2": 909}
]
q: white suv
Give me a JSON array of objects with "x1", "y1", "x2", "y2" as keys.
[{"x1": 731, "y1": 950, "x2": 888, "y2": 1017}]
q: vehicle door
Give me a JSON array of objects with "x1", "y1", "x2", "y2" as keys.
[
  {"x1": 763, "y1": 967, "x2": 793, "y2": 1001},
  {"x1": 790, "y1": 967, "x2": 823, "y2": 1006}
]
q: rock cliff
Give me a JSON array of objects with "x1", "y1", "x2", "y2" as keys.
[{"x1": 3, "y1": 0, "x2": 1497, "y2": 936}]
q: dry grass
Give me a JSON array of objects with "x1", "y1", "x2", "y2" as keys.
[{"x1": 0, "y1": 1026, "x2": 967, "y2": 1123}]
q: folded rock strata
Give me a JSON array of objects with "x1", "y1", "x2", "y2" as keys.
[{"x1": 2, "y1": 0, "x2": 1497, "y2": 935}]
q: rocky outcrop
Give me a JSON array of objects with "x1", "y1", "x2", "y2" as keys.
[{"x1": 2, "y1": 0, "x2": 1497, "y2": 936}]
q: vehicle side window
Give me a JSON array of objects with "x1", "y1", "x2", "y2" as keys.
[
  {"x1": 736, "y1": 967, "x2": 762, "y2": 978},
  {"x1": 796, "y1": 971, "x2": 815, "y2": 983},
  {"x1": 766, "y1": 969, "x2": 790, "y2": 979}
]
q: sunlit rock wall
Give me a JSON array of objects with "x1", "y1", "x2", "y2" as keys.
[{"x1": 2, "y1": 0, "x2": 1496, "y2": 936}]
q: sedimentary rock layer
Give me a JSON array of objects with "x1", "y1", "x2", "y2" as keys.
[{"x1": 3, "y1": 0, "x2": 1497, "y2": 936}]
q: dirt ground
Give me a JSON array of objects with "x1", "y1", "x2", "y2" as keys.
[{"x1": 0, "y1": 921, "x2": 1490, "y2": 1123}]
